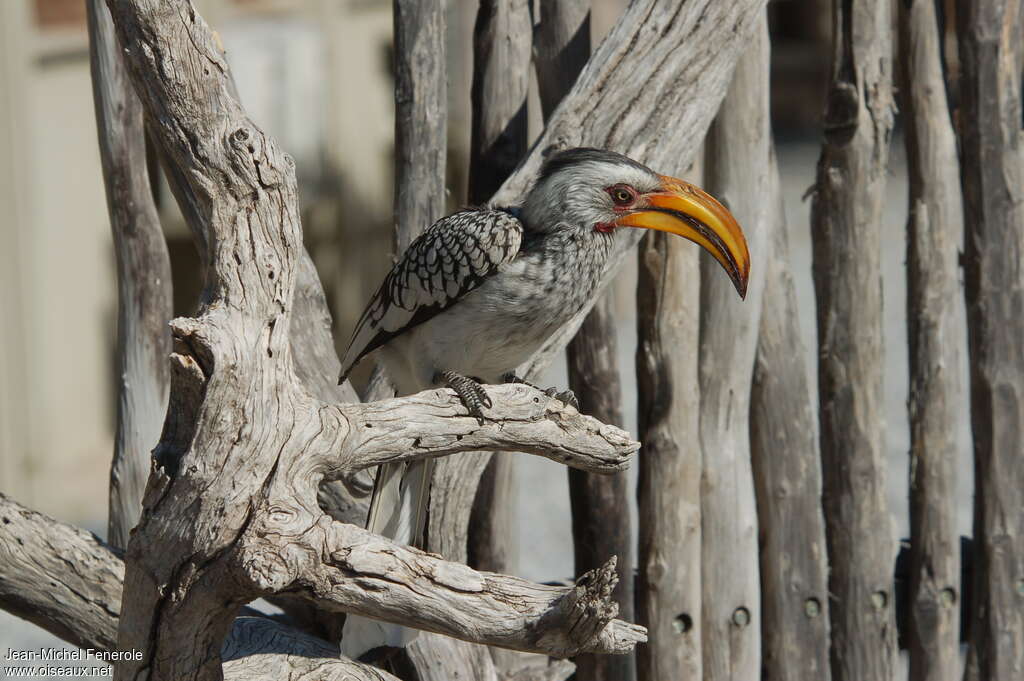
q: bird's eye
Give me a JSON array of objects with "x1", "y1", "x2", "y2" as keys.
[{"x1": 608, "y1": 185, "x2": 636, "y2": 206}]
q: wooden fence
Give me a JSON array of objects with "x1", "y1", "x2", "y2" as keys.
[{"x1": 0, "y1": 1, "x2": 1019, "y2": 681}]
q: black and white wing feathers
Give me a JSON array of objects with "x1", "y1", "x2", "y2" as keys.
[{"x1": 339, "y1": 209, "x2": 523, "y2": 380}]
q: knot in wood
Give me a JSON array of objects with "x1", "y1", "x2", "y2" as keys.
[{"x1": 823, "y1": 81, "x2": 860, "y2": 146}]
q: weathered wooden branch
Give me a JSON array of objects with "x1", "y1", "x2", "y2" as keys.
[
  {"x1": 810, "y1": 0, "x2": 898, "y2": 679},
  {"x1": 956, "y1": 2, "x2": 1024, "y2": 680},
  {"x1": 86, "y1": 0, "x2": 172, "y2": 550},
  {"x1": 87, "y1": 2, "x2": 647, "y2": 679},
  {"x1": 750, "y1": 162, "x2": 831, "y2": 681},
  {"x1": 0, "y1": 493, "x2": 122, "y2": 652},
  {"x1": 635, "y1": 196, "x2": 702, "y2": 679},
  {"x1": 699, "y1": 15, "x2": 771, "y2": 679},
  {"x1": 897, "y1": 2, "x2": 966, "y2": 680},
  {"x1": 0, "y1": 494, "x2": 399, "y2": 681},
  {"x1": 332, "y1": 385, "x2": 638, "y2": 474},
  {"x1": 281, "y1": 524, "x2": 644, "y2": 657}
]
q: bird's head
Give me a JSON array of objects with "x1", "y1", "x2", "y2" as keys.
[{"x1": 521, "y1": 148, "x2": 750, "y2": 298}]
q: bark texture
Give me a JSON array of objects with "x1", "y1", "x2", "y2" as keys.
[
  {"x1": 95, "y1": 2, "x2": 643, "y2": 679},
  {"x1": 86, "y1": 0, "x2": 172, "y2": 550},
  {"x1": 898, "y1": 2, "x2": 966, "y2": 680},
  {"x1": 0, "y1": 494, "x2": 399, "y2": 681},
  {"x1": 468, "y1": 0, "x2": 531, "y2": 205},
  {"x1": 393, "y1": 0, "x2": 446, "y2": 253},
  {"x1": 699, "y1": 17, "x2": 771, "y2": 680},
  {"x1": 810, "y1": 1, "x2": 898, "y2": 679},
  {"x1": 956, "y1": 2, "x2": 1024, "y2": 680},
  {"x1": 635, "y1": 221, "x2": 702, "y2": 679},
  {"x1": 567, "y1": 298, "x2": 634, "y2": 681},
  {"x1": 750, "y1": 163, "x2": 831, "y2": 681},
  {"x1": 534, "y1": 0, "x2": 590, "y2": 120},
  {"x1": 465, "y1": 0, "x2": 533, "y2": 583}
]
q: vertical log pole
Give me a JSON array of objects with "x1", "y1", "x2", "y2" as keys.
[
  {"x1": 393, "y1": 0, "x2": 447, "y2": 252},
  {"x1": 635, "y1": 180, "x2": 702, "y2": 680},
  {"x1": 750, "y1": 161, "x2": 831, "y2": 681},
  {"x1": 537, "y1": 2, "x2": 636, "y2": 679},
  {"x1": 86, "y1": 0, "x2": 172, "y2": 550},
  {"x1": 810, "y1": 0, "x2": 897, "y2": 679},
  {"x1": 566, "y1": 308, "x2": 632, "y2": 681},
  {"x1": 465, "y1": 0, "x2": 532, "y2": 577},
  {"x1": 897, "y1": 2, "x2": 965, "y2": 680},
  {"x1": 699, "y1": 15, "x2": 771, "y2": 681},
  {"x1": 956, "y1": 2, "x2": 1024, "y2": 680},
  {"x1": 534, "y1": 0, "x2": 590, "y2": 120}
]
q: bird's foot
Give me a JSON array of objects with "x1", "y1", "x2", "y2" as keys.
[
  {"x1": 436, "y1": 371, "x2": 492, "y2": 424},
  {"x1": 500, "y1": 372, "x2": 579, "y2": 410}
]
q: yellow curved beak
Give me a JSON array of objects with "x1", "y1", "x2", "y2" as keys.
[{"x1": 614, "y1": 175, "x2": 750, "y2": 298}]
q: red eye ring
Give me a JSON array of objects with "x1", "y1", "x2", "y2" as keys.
[{"x1": 607, "y1": 184, "x2": 637, "y2": 207}]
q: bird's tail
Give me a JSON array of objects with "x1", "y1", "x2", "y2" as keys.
[{"x1": 340, "y1": 458, "x2": 434, "y2": 659}]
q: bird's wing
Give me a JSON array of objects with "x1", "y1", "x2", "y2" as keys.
[{"x1": 339, "y1": 209, "x2": 523, "y2": 380}]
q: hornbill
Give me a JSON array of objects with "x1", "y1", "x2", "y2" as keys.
[{"x1": 338, "y1": 148, "x2": 749, "y2": 657}]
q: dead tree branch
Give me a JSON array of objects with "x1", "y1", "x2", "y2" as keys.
[
  {"x1": 898, "y1": 1, "x2": 966, "y2": 680},
  {"x1": 86, "y1": 0, "x2": 172, "y2": 550},
  {"x1": 87, "y1": 2, "x2": 646, "y2": 679},
  {"x1": 0, "y1": 494, "x2": 399, "y2": 681},
  {"x1": 810, "y1": 0, "x2": 898, "y2": 679}
]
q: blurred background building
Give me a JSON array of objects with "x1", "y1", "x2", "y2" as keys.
[{"x1": 0, "y1": 1, "x2": 971, "y2": 675}]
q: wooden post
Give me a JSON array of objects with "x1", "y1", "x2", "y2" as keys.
[
  {"x1": 956, "y1": 2, "x2": 1024, "y2": 680},
  {"x1": 534, "y1": 0, "x2": 590, "y2": 120},
  {"x1": 635, "y1": 175, "x2": 702, "y2": 680},
  {"x1": 393, "y1": 0, "x2": 446, "y2": 253},
  {"x1": 86, "y1": 0, "x2": 172, "y2": 550},
  {"x1": 750, "y1": 162, "x2": 831, "y2": 681},
  {"x1": 897, "y1": 2, "x2": 966, "y2": 680},
  {"x1": 810, "y1": 0, "x2": 897, "y2": 679},
  {"x1": 465, "y1": 0, "x2": 532, "y2": 579},
  {"x1": 699, "y1": 15, "x2": 771, "y2": 681},
  {"x1": 566, "y1": 304, "x2": 634, "y2": 681}
]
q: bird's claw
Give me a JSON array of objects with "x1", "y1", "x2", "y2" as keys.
[
  {"x1": 554, "y1": 389, "x2": 579, "y2": 410},
  {"x1": 437, "y1": 371, "x2": 491, "y2": 424}
]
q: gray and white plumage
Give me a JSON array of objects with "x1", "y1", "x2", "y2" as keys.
[{"x1": 338, "y1": 148, "x2": 748, "y2": 659}]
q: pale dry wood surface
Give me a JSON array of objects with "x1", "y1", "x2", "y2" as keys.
[
  {"x1": 699, "y1": 15, "x2": 771, "y2": 680},
  {"x1": 957, "y1": 2, "x2": 1024, "y2": 680},
  {"x1": 898, "y1": 1, "x2": 966, "y2": 680},
  {"x1": 750, "y1": 161, "x2": 831, "y2": 681},
  {"x1": 810, "y1": 0, "x2": 898, "y2": 679},
  {"x1": 86, "y1": 0, "x2": 171, "y2": 550},
  {"x1": 94, "y1": 1, "x2": 645, "y2": 679},
  {"x1": 635, "y1": 231, "x2": 701, "y2": 680}
]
